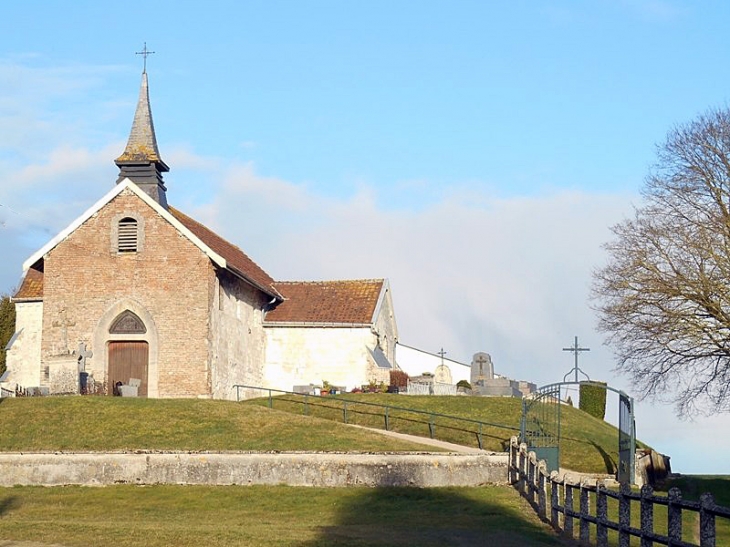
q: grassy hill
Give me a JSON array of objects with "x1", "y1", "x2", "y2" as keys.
[
  {"x1": 0, "y1": 397, "x2": 435, "y2": 453},
  {"x1": 0, "y1": 394, "x2": 639, "y2": 474},
  {"x1": 244, "y1": 393, "x2": 640, "y2": 474}
]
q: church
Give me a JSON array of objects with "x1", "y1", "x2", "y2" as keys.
[{"x1": 3, "y1": 69, "x2": 397, "y2": 399}]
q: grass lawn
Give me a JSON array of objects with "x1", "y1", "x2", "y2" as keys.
[
  {"x1": 657, "y1": 475, "x2": 730, "y2": 544},
  {"x1": 0, "y1": 484, "x2": 573, "y2": 547},
  {"x1": 245, "y1": 393, "x2": 638, "y2": 473},
  {"x1": 0, "y1": 397, "x2": 435, "y2": 453}
]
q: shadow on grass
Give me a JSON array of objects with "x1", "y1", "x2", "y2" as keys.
[
  {"x1": 589, "y1": 440, "x2": 617, "y2": 475},
  {"x1": 0, "y1": 496, "x2": 19, "y2": 516},
  {"x1": 659, "y1": 476, "x2": 730, "y2": 506},
  {"x1": 295, "y1": 486, "x2": 570, "y2": 547}
]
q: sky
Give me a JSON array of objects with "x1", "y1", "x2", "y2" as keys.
[{"x1": 1, "y1": 0, "x2": 730, "y2": 474}]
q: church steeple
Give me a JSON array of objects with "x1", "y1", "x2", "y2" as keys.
[{"x1": 115, "y1": 65, "x2": 170, "y2": 209}]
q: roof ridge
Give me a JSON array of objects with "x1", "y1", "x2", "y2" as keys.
[
  {"x1": 167, "y1": 206, "x2": 280, "y2": 299},
  {"x1": 274, "y1": 279, "x2": 384, "y2": 285}
]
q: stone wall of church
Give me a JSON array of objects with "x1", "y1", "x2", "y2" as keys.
[
  {"x1": 4, "y1": 301, "x2": 43, "y2": 388},
  {"x1": 263, "y1": 327, "x2": 381, "y2": 392},
  {"x1": 373, "y1": 286, "x2": 398, "y2": 365},
  {"x1": 209, "y1": 269, "x2": 268, "y2": 400},
  {"x1": 40, "y1": 189, "x2": 211, "y2": 397}
]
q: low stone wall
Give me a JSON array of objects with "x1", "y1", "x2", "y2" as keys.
[{"x1": 0, "y1": 452, "x2": 509, "y2": 487}]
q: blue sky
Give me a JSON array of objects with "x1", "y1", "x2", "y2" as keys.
[{"x1": 2, "y1": 1, "x2": 730, "y2": 473}]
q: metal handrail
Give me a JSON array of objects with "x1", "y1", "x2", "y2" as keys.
[{"x1": 233, "y1": 384, "x2": 519, "y2": 450}]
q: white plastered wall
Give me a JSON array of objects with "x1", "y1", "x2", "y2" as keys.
[
  {"x1": 4, "y1": 301, "x2": 44, "y2": 388},
  {"x1": 263, "y1": 326, "x2": 377, "y2": 392}
]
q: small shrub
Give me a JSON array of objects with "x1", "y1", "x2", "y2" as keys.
[
  {"x1": 456, "y1": 380, "x2": 471, "y2": 390},
  {"x1": 390, "y1": 369, "x2": 409, "y2": 388},
  {"x1": 579, "y1": 382, "x2": 607, "y2": 420}
]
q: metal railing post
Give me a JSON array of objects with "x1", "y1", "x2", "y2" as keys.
[
  {"x1": 268, "y1": 389, "x2": 273, "y2": 409},
  {"x1": 385, "y1": 406, "x2": 390, "y2": 431}
]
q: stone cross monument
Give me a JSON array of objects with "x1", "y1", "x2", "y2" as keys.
[{"x1": 470, "y1": 352, "x2": 493, "y2": 387}]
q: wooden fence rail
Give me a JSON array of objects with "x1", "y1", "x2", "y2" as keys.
[{"x1": 509, "y1": 437, "x2": 730, "y2": 546}]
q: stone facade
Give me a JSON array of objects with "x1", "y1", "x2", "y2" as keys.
[
  {"x1": 209, "y1": 269, "x2": 269, "y2": 400},
  {"x1": 42, "y1": 189, "x2": 212, "y2": 397},
  {"x1": 3, "y1": 184, "x2": 398, "y2": 399}
]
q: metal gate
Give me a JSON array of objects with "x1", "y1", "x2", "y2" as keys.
[
  {"x1": 618, "y1": 392, "x2": 636, "y2": 484},
  {"x1": 520, "y1": 383, "x2": 562, "y2": 473},
  {"x1": 520, "y1": 381, "x2": 636, "y2": 483}
]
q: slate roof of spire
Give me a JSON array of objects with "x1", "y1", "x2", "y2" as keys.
[{"x1": 115, "y1": 72, "x2": 169, "y2": 171}]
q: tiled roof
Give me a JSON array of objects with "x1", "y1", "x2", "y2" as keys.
[
  {"x1": 265, "y1": 280, "x2": 384, "y2": 325},
  {"x1": 14, "y1": 266, "x2": 43, "y2": 300},
  {"x1": 168, "y1": 207, "x2": 281, "y2": 300}
]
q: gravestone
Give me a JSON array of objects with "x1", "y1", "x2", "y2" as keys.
[
  {"x1": 470, "y1": 352, "x2": 494, "y2": 387},
  {"x1": 434, "y1": 363, "x2": 452, "y2": 384}
]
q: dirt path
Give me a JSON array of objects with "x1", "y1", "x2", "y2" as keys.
[{"x1": 345, "y1": 423, "x2": 497, "y2": 454}]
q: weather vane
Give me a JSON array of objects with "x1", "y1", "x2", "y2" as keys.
[
  {"x1": 136, "y1": 42, "x2": 155, "y2": 73},
  {"x1": 562, "y1": 336, "x2": 590, "y2": 382}
]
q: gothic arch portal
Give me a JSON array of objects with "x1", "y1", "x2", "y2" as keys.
[{"x1": 92, "y1": 299, "x2": 159, "y2": 397}]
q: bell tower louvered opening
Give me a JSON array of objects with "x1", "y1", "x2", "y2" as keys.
[{"x1": 118, "y1": 217, "x2": 139, "y2": 253}]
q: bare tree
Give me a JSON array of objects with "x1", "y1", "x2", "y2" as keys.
[{"x1": 593, "y1": 107, "x2": 730, "y2": 416}]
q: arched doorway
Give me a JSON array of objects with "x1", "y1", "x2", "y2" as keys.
[{"x1": 107, "y1": 310, "x2": 149, "y2": 397}]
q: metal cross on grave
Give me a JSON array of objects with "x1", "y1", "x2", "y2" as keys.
[
  {"x1": 437, "y1": 348, "x2": 447, "y2": 366},
  {"x1": 562, "y1": 336, "x2": 590, "y2": 382}
]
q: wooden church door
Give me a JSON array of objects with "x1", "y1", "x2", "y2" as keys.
[{"x1": 108, "y1": 341, "x2": 149, "y2": 397}]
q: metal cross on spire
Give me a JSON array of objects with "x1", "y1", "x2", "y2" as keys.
[
  {"x1": 562, "y1": 335, "x2": 590, "y2": 382},
  {"x1": 136, "y1": 42, "x2": 155, "y2": 73}
]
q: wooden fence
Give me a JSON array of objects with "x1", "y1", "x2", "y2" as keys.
[{"x1": 509, "y1": 437, "x2": 730, "y2": 546}]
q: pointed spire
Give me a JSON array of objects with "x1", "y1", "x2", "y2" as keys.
[{"x1": 115, "y1": 70, "x2": 170, "y2": 208}]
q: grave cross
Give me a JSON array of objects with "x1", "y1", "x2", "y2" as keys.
[
  {"x1": 136, "y1": 42, "x2": 155, "y2": 73},
  {"x1": 77, "y1": 342, "x2": 93, "y2": 395},
  {"x1": 437, "y1": 348, "x2": 447, "y2": 366},
  {"x1": 77, "y1": 342, "x2": 93, "y2": 373},
  {"x1": 476, "y1": 354, "x2": 488, "y2": 377},
  {"x1": 562, "y1": 336, "x2": 590, "y2": 382}
]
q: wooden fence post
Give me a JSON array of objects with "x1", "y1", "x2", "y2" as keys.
[
  {"x1": 699, "y1": 492, "x2": 716, "y2": 547},
  {"x1": 509, "y1": 437, "x2": 518, "y2": 484},
  {"x1": 565, "y1": 484, "x2": 574, "y2": 539},
  {"x1": 640, "y1": 484, "x2": 654, "y2": 547},
  {"x1": 579, "y1": 484, "x2": 590, "y2": 544},
  {"x1": 519, "y1": 443, "x2": 527, "y2": 496},
  {"x1": 596, "y1": 484, "x2": 608, "y2": 547},
  {"x1": 528, "y1": 453, "x2": 536, "y2": 505},
  {"x1": 537, "y1": 461, "x2": 547, "y2": 520},
  {"x1": 667, "y1": 487, "x2": 682, "y2": 544},
  {"x1": 550, "y1": 472, "x2": 561, "y2": 532},
  {"x1": 619, "y1": 482, "x2": 631, "y2": 547}
]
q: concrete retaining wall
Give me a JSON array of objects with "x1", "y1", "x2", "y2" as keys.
[{"x1": 0, "y1": 452, "x2": 508, "y2": 487}]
